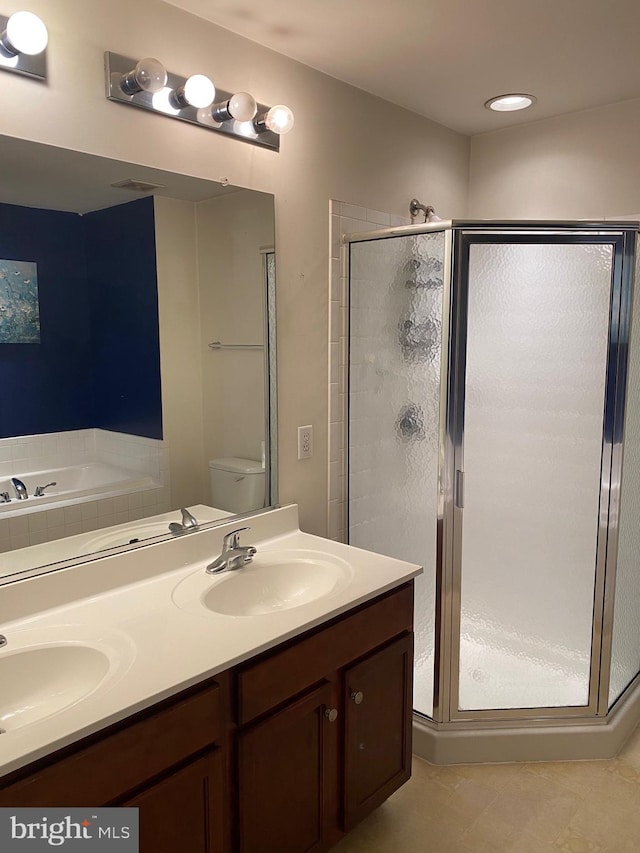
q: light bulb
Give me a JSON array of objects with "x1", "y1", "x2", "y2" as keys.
[
  {"x1": 183, "y1": 74, "x2": 215, "y2": 108},
  {"x1": 0, "y1": 52, "x2": 18, "y2": 68},
  {"x1": 120, "y1": 57, "x2": 167, "y2": 95},
  {"x1": 152, "y1": 86, "x2": 180, "y2": 115},
  {"x1": 211, "y1": 91, "x2": 257, "y2": 123},
  {"x1": 264, "y1": 104, "x2": 294, "y2": 135},
  {"x1": 233, "y1": 120, "x2": 257, "y2": 139},
  {"x1": 227, "y1": 92, "x2": 257, "y2": 121},
  {"x1": 2, "y1": 11, "x2": 48, "y2": 56},
  {"x1": 196, "y1": 106, "x2": 222, "y2": 128}
]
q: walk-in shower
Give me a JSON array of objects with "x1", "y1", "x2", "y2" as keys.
[{"x1": 346, "y1": 220, "x2": 640, "y2": 763}]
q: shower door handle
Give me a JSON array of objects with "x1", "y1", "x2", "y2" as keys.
[{"x1": 455, "y1": 470, "x2": 465, "y2": 509}]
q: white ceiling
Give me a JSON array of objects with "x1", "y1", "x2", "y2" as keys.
[
  {"x1": 164, "y1": 0, "x2": 640, "y2": 135},
  {"x1": 0, "y1": 136, "x2": 242, "y2": 213}
]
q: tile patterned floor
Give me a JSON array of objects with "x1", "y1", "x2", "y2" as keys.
[{"x1": 333, "y1": 725, "x2": 640, "y2": 852}]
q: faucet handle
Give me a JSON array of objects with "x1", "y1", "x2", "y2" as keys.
[
  {"x1": 222, "y1": 526, "x2": 250, "y2": 551},
  {"x1": 180, "y1": 507, "x2": 199, "y2": 529}
]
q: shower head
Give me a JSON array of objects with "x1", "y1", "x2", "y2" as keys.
[{"x1": 409, "y1": 198, "x2": 442, "y2": 223}]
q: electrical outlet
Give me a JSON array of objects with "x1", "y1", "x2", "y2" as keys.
[{"x1": 298, "y1": 425, "x2": 313, "y2": 459}]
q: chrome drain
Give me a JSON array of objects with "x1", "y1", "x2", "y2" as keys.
[{"x1": 0, "y1": 635, "x2": 6, "y2": 648}]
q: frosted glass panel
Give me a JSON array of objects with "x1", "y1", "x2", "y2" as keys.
[
  {"x1": 349, "y1": 233, "x2": 445, "y2": 718},
  {"x1": 459, "y1": 241, "x2": 612, "y2": 710},
  {"x1": 609, "y1": 244, "x2": 640, "y2": 707}
]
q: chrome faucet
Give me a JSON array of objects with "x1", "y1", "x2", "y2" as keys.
[
  {"x1": 34, "y1": 481, "x2": 56, "y2": 497},
  {"x1": 10, "y1": 477, "x2": 28, "y2": 500},
  {"x1": 168, "y1": 508, "x2": 200, "y2": 535},
  {"x1": 206, "y1": 527, "x2": 257, "y2": 574}
]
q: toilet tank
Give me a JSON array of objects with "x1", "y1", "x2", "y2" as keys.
[{"x1": 208, "y1": 457, "x2": 266, "y2": 514}]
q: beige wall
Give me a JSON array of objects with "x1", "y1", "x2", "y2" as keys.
[
  {"x1": 469, "y1": 98, "x2": 640, "y2": 219},
  {"x1": 154, "y1": 196, "x2": 207, "y2": 509},
  {"x1": 197, "y1": 190, "x2": 273, "y2": 468},
  {"x1": 155, "y1": 191, "x2": 273, "y2": 510},
  {"x1": 4, "y1": 0, "x2": 469, "y2": 534}
]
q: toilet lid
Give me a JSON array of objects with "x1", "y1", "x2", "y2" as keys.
[{"x1": 208, "y1": 457, "x2": 264, "y2": 475}]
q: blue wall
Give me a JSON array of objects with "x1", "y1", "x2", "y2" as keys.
[
  {"x1": 0, "y1": 196, "x2": 162, "y2": 440},
  {"x1": 84, "y1": 197, "x2": 162, "y2": 440},
  {"x1": 0, "y1": 203, "x2": 93, "y2": 438}
]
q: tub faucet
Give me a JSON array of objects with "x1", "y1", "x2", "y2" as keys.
[
  {"x1": 34, "y1": 481, "x2": 56, "y2": 497},
  {"x1": 10, "y1": 478, "x2": 28, "y2": 500},
  {"x1": 168, "y1": 508, "x2": 200, "y2": 535},
  {"x1": 206, "y1": 527, "x2": 257, "y2": 574}
]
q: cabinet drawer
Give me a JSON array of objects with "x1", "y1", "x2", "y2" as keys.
[
  {"x1": 0, "y1": 681, "x2": 224, "y2": 807},
  {"x1": 237, "y1": 582, "x2": 414, "y2": 725}
]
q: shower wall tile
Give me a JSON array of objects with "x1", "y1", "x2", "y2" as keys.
[
  {"x1": 330, "y1": 214, "x2": 341, "y2": 259},
  {"x1": 328, "y1": 200, "x2": 410, "y2": 541},
  {"x1": 342, "y1": 204, "x2": 368, "y2": 220},
  {"x1": 366, "y1": 209, "x2": 391, "y2": 226},
  {"x1": 341, "y1": 217, "x2": 371, "y2": 235},
  {"x1": 331, "y1": 258, "x2": 341, "y2": 300}
]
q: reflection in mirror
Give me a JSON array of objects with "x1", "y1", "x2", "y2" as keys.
[{"x1": 0, "y1": 135, "x2": 276, "y2": 584}]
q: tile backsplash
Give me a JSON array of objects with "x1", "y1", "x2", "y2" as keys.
[{"x1": 0, "y1": 428, "x2": 169, "y2": 553}]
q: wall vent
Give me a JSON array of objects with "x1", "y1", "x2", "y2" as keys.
[{"x1": 110, "y1": 179, "x2": 164, "y2": 193}]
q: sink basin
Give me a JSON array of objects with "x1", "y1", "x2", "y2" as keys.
[
  {"x1": 173, "y1": 549, "x2": 353, "y2": 617},
  {"x1": 79, "y1": 507, "x2": 234, "y2": 555},
  {"x1": 0, "y1": 642, "x2": 125, "y2": 732},
  {"x1": 79, "y1": 521, "x2": 180, "y2": 554}
]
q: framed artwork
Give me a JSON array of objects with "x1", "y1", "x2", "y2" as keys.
[{"x1": 0, "y1": 259, "x2": 40, "y2": 343}]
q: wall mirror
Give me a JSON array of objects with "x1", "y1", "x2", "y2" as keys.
[{"x1": 0, "y1": 134, "x2": 277, "y2": 585}]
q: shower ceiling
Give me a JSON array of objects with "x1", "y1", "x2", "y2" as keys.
[{"x1": 162, "y1": 0, "x2": 640, "y2": 134}]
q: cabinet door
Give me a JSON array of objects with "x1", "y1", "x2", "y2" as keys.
[
  {"x1": 343, "y1": 633, "x2": 413, "y2": 830},
  {"x1": 237, "y1": 681, "x2": 337, "y2": 853},
  {"x1": 125, "y1": 749, "x2": 225, "y2": 853}
]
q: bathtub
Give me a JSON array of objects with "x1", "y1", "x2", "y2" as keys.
[{"x1": 0, "y1": 462, "x2": 160, "y2": 519}]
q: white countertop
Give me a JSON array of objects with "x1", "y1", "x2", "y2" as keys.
[{"x1": 0, "y1": 505, "x2": 422, "y2": 779}]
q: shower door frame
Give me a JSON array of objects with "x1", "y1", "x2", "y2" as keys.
[
  {"x1": 344, "y1": 220, "x2": 637, "y2": 727},
  {"x1": 441, "y1": 224, "x2": 635, "y2": 724}
]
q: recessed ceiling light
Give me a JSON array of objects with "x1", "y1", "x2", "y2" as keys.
[{"x1": 485, "y1": 93, "x2": 537, "y2": 112}]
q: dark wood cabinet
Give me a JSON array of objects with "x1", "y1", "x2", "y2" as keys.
[
  {"x1": 237, "y1": 682, "x2": 337, "y2": 853},
  {"x1": 235, "y1": 584, "x2": 415, "y2": 850},
  {"x1": 0, "y1": 582, "x2": 415, "y2": 853},
  {"x1": 125, "y1": 750, "x2": 225, "y2": 853},
  {"x1": 343, "y1": 634, "x2": 413, "y2": 830}
]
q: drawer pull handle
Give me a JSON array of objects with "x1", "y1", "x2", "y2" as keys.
[
  {"x1": 324, "y1": 707, "x2": 338, "y2": 723},
  {"x1": 351, "y1": 690, "x2": 364, "y2": 705}
]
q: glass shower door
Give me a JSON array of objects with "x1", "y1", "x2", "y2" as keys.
[
  {"x1": 452, "y1": 235, "x2": 619, "y2": 715},
  {"x1": 348, "y1": 231, "x2": 447, "y2": 719}
]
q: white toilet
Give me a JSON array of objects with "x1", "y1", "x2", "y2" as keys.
[{"x1": 208, "y1": 457, "x2": 266, "y2": 513}]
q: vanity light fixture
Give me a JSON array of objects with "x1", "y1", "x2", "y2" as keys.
[
  {"x1": 105, "y1": 51, "x2": 293, "y2": 152},
  {"x1": 484, "y1": 93, "x2": 536, "y2": 112},
  {"x1": 0, "y1": 10, "x2": 48, "y2": 80}
]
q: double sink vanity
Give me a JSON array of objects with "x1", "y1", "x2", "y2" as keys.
[{"x1": 0, "y1": 504, "x2": 420, "y2": 853}]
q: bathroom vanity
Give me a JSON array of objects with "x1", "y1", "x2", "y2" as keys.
[{"x1": 0, "y1": 506, "x2": 420, "y2": 853}]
